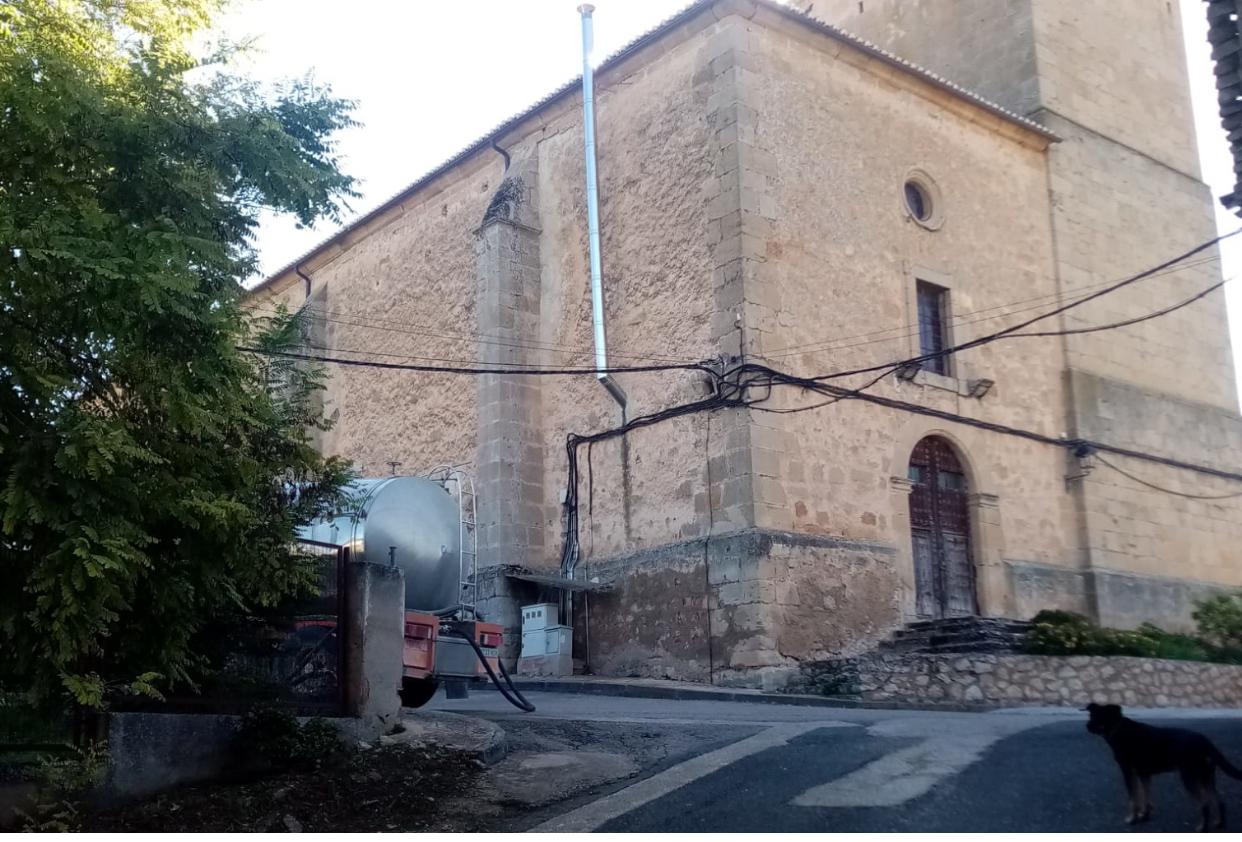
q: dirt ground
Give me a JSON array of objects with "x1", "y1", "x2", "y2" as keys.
[
  {"x1": 81, "y1": 717, "x2": 756, "y2": 832},
  {"x1": 86, "y1": 744, "x2": 493, "y2": 833}
]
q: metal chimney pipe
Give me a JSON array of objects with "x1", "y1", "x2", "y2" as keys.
[{"x1": 578, "y1": 4, "x2": 627, "y2": 417}]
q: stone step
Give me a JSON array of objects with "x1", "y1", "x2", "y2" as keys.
[
  {"x1": 893, "y1": 626, "x2": 1031, "y2": 640},
  {"x1": 880, "y1": 616, "x2": 1031, "y2": 655},
  {"x1": 893, "y1": 640, "x2": 1022, "y2": 655},
  {"x1": 901, "y1": 617, "x2": 1030, "y2": 634},
  {"x1": 887, "y1": 625, "x2": 1028, "y2": 643},
  {"x1": 880, "y1": 640, "x2": 1024, "y2": 655}
]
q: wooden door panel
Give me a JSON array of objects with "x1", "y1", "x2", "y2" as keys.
[
  {"x1": 908, "y1": 437, "x2": 976, "y2": 620},
  {"x1": 941, "y1": 531, "x2": 976, "y2": 616},
  {"x1": 911, "y1": 528, "x2": 938, "y2": 618}
]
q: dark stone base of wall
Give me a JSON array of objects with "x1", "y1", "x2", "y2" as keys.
[
  {"x1": 1091, "y1": 569, "x2": 1227, "y2": 632},
  {"x1": 1007, "y1": 560, "x2": 1231, "y2": 633},
  {"x1": 473, "y1": 565, "x2": 531, "y2": 668},
  {"x1": 574, "y1": 528, "x2": 901, "y2": 689}
]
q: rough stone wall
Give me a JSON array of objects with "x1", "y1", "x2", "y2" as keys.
[
  {"x1": 824, "y1": 0, "x2": 1201, "y2": 178},
  {"x1": 577, "y1": 528, "x2": 900, "y2": 688},
  {"x1": 1030, "y1": 2, "x2": 1242, "y2": 627},
  {"x1": 796, "y1": 652, "x2": 1242, "y2": 709},
  {"x1": 1068, "y1": 369, "x2": 1242, "y2": 628},
  {"x1": 713, "y1": 530, "x2": 902, "y2": 687},
  {"x1": 248, "y1": 159, "x2": 498, "y2": 477},
  {"x1": 823, "y1": 0, "x2": 1237, "y2": 408},
  {"x1": 821, "y1": 0, "x2": 1041, "y2": 118},
  {"x1": 806, "y1": 0, "x2": 1242, "y2": 633},
  {"x1": 1047, "y1": 123, "x2": 1236, "y2": 410},
  {"x1": 825, "y1": 1, "x2": 1234, "y2": 410},
  {"x1": 243, "y1": 1, "x2": 1242, "y2": 685},
  {"x1": 571, "y1": 539, "x2": 713, "y2": 682},
  {"x1": 532, "y1": 9, "x2": 728, "y2": 565},
  {"x1": 741, "y1": 12, "x2": 1080, "y2": 635},
  {"x1": 1026, "y1": 0, "x2": 1201, "y2": 178}
]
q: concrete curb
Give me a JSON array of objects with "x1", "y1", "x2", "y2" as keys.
[
  {"x1": 384, "y1": 710, "x2": 508, "y2": 765},
  {"x1": 486, "y1": 679, "x2": 999, "y2": 714}
]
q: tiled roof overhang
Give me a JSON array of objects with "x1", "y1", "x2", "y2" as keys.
[{"x1": 1207, "y1": 0, "x2": 1242, "y2": 216}]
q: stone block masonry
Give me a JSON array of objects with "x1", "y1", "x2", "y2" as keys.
[
  {"x1": 796, "y1": 653, "x2": 1242, "y2": 709},
  {"x1": 245, "y1": 0, "x2": 1242, "y2": 688},
  {"x1": 572, "y1": 527, "x2": 902, "y2": 688}
]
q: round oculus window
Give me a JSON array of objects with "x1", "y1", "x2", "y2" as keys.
[
  {"x1": 902, "y1": 171, "x2": 943, "y2": 230},
  {"x1": 904, "y1": 180, "x2": 930, "y2": 222}
]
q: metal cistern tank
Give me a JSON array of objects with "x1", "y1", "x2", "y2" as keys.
[{"x1": 298, "y1": 476, "x2": 461, "y2": 614}]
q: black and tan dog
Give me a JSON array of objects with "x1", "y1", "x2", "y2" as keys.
[{"x1": 1086, "y1": 702, "x2": 1242, "y2": 831}]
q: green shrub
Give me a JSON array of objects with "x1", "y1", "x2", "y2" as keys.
[
  {"x1": 16, "y1": 741, "x2": 107, "y2": 832},
  {"x1": 1024, "y1": 608, "x2": 1242, "y2": 665},
  {"x1": 237, "y1": 707, "x2": 344, "y2": 769},
  {"x1": 1025, "y1": 610, "x2": 1103, "y2": 655},
  {"x1": 1193, "y1": 592, "x2": 1242, "y2": 650}
]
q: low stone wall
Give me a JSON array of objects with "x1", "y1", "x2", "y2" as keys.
[
  {"x1": 796, "y1": 653, "x2": 1242, "y2": 708},
  {"x1": 100, "y1": 712, "x2": 245, "y2": 799}
]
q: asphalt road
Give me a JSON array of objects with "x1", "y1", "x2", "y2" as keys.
[
  {"x1": 435, "y1": 690, "x2": 1242, "y2": 833},
  {"x1": 596, "y1": 718, "x2": 1242, "y2": 832}
]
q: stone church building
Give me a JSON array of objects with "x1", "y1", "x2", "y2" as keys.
[{"x1": 248, "y1": 0, "x2": 1242, "y2": 687}]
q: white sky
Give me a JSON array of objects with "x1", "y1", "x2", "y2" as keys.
[{"x1": 219, "y1": 0, "x2": 1242, "y2": 405}]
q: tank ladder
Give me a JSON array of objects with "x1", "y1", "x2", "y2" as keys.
[{"x1": 427, "y1": 465, "x2": 478, "y2": 619}]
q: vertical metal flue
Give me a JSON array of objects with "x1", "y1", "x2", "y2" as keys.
[{"x1": 577, "y1": 4, "x2": 627, "y2": 416}]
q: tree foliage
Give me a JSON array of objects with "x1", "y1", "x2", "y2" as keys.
[{"x1": 0, "y1": 0, "x2": 358, "y2": 703}]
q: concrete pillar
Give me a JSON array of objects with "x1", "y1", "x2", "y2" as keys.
[
  {"x1": 474, "y1": 150, "x2": 544, "y2": 662},
  {"x1": 343, "y1": 561, "x2": 403, "y2": 737}
]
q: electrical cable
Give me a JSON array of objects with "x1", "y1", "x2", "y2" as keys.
[
  {"x1": 1008, "y1": 279, "x2": 1230, "y2": 338},
  {"x1": 787, "y1": 228, "x2": 1241, "y2": 385},
  {"x1": 1091, "y1": 452, "x2": 1242, "y2": 500},
  {"x1": 254, "y1": 233, "x2": 1239, "y2": 395},
  {"x1": 758, "y1": 255, "x2": 1223, "y2": 359},
  {"x1": 248, "y1": 299, "x2": 711, "y2": 366},
  {"x1": 250, "y1": 253, "x2": 1222, "y2": 370},
  {"x1": 738, "y1": 275, "x2": 1237, "y2": 417},
  {"x1": 283, "y1": 339, "x2": 693, "y2": 371},
  {"x1": 238, "y1": 345, "x2": 714, "y2": 377}
]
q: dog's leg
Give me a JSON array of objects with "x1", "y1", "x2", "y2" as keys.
[
  {"x1": 1181, "y1": 766, "x2": 1212, "y2": 832},
  {"x1": 1136, "y1": 774, "x2": 1153, "y2": 823},
  {"x1": 1204, "y1": 767, "x2": 1225, "y2": 831},
  {"x1": 1123, "y1": 766, "x2": 1144, "y2": 824}
]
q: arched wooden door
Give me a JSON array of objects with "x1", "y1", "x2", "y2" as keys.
[{"x1": 908, "y1": 436, "x2": 977, "y2": 618}]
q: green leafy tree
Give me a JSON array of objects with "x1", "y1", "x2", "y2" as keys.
[{"x1": 0, "y1": 0, "x2": 358, "y2": 704}]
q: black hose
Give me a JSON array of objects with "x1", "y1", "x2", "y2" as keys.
[
  {"x1": 445, "y1": 630, "x2": 535, "y2": 712},
  {"x1": 492, "y1": 648, "x2": 533, "y2": 708}
]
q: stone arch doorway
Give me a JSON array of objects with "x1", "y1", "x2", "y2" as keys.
[{"x1": 908, "y1": 436, "x2": 977, "y2": 618}]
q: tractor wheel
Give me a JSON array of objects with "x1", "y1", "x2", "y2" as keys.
[{"x1": 399, "y1": 677, "x2": 439, "y2": 708}]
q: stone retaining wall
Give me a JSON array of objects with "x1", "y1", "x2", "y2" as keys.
[{"x1": 796, "y1": 653, "x2": 1242, "y2": 708}]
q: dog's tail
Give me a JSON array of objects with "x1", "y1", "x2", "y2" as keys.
[{"x1": 1210, "y1": 745, "x2": 1242, "y2": 780}]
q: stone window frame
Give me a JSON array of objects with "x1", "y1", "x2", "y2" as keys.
[
  {"x1": 902, "y1": 168, "x2": 945, "y2": 231},
  {"x1": 899, "y1": 263, "x2": 994, "y2": 399}
]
